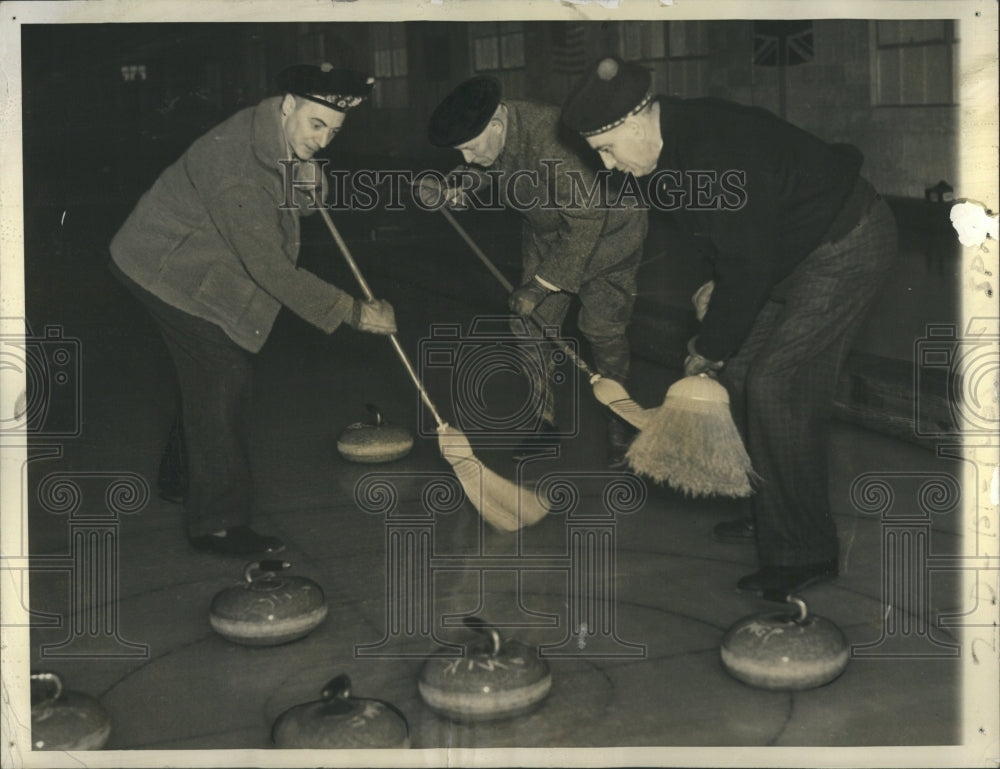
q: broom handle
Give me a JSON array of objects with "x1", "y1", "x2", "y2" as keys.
[
  {"x1": 314, "y1": 205, "x2": 446, "y2": 428},
  {"x1": 437, "y1": 207, "x2": 597, "y2": 380}
]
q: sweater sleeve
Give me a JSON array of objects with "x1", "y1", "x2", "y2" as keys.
[
  {"x1": 206, "y1": 180, "x2": 356, "y2": 334},
  {"x1": 693, "y1": 161, "x2": 783, "y2": 362}
]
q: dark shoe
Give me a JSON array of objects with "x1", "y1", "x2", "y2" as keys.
[
  {"x1": 607, "y1": 414, "x2": 636, "y2": 470},
  {"x1": 713, "y1": 516, "x2": 755, "y2": 544},
  {"x1": 158, "y1": 416, "x2": 188, "y2": 504},
  {"x1": 511, "y1": 421, "x2": 560, "y2": 461},
  {"x1": 189, "y1": 525, "x2": 285, "y2": 556},
  {"x1": 736, "y1": 558, "x2": 839, "y2": 596}
]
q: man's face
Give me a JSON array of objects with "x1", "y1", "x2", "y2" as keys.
[
  {"x1": 454, "y1": 117, "x2": 506, "y2": 167},
  {"x1": 281, "y1": 95, "x2": 346, "y2": 159},
  {"x1": 586, "y1": 119, "x2": 659, "y2": 177}
]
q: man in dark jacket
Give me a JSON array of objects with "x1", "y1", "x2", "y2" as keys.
[
  {"x1": 562, "y1": 58, "x2": 897, "y2": 595},
  {"x1": 424, "y1": 76, "x2": 648, "y2": 466},
  {"x1": 110, "y1": 64, "x2": 397, "y2": 556}
]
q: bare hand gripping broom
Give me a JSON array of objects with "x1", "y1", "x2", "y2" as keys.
[
  {"x1": 313, "y1": 203, "x2": 549, "y2": 531},
  {"x1": 436, "y1": 207, "x2": 655, "y2": 430}
]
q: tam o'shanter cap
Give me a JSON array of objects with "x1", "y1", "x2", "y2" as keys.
[
  {"x1": 427, "y1": 76, "x2": 501, "y2": 147},
  {"x1": 276, "y1": 63, "x2": 375, "y2": 112},
  {"x1": 562, "y1": 57, "x2": 653, "y2": 137}
]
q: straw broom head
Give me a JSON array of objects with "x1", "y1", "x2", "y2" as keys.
[
  {"x1": 437, "y1": 424, "x2": 549, "y2": 531},
  {"x1": 626, "y1": 375, "x2": 756, "y2": 498}
]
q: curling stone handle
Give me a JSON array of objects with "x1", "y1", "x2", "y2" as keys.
[
  {"x1": 243, "y1": 560, "x2": 291, "y2": 583},
  {"x1": 320, "y1": 674, "x2": 352, "y2": 701},
  {"x1": 462, "y1": 615, "x2": 502, "y2": 657},
  {"x1": 365, "y1": 403, "x2": 383, "y2": 427},
  {"x1": 786, "y1": 594, "x2": 809, "y2": 624},
  {"x1": 30, "y1": 672, "x2": 63, "y2": 705}
]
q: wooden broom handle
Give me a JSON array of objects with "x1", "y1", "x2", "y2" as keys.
[
  {"x1": 314, "y1": 205, "x2": 446, "y2": 428},
  {"x1": 437, "y1": 207, "x2": 597, "y2": 380}
]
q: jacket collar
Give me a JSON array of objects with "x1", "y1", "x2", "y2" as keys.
[{"x1": 251, "y1": 96, "x2": 290, "y2": 170}]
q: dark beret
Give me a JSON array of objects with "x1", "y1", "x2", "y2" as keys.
[
  {"x1": 276, "y1": 63, "x2": 374, "y2": 112},
  {"x1": 427, "y1": 76, "x2": 501, "y2": 148},
  {"x1": 562, "y1": 57, "x2": 653, "y2": 136}
]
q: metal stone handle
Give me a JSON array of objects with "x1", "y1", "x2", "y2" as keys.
[
  {"x1": 365, "y1": 403, "x2": 383, "y2": 428},
  {"x1": 321, "y1": 674, "x2": 352, "y2": 701},
  {"x1": 462, "y1": 615, "x2": 502, "y2": 657},
  {"x1": 786, "y1": 594, "x2": 809, "y2": 624},
  {"x1": 243, "y1": 560, "x2": 291, "y2": 584},
  {"x1": 30, "y1": 672, "x2": 63, "y2": 706}
]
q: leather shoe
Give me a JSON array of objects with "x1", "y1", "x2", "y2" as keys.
[
  {"x1": 713, "y1": 516, "x2": 755, "y2": 544},
  {"x1": 189, "y1": 525, "x2": 285, "y2": 556},
  {"x1": 511, "y1": 421, "x2": 560, "y2": 461},
  {"x1": 737, "y1": 558, "x2": 838, "y2": 595}
]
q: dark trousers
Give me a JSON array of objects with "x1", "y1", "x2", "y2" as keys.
[
  {"x1": 721, "y1": 197, "x2": 897, "y2": 566},
  {"x1": 113, "y1": 266, "x2": 255, "y2": 537},
  {"x1": 516, "y1": 266, "x2": 638, "y2": 425}
]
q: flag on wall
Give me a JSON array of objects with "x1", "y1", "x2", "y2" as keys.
[{"x1": 753, "y1": 21, "x2": 814, "y2": 66}]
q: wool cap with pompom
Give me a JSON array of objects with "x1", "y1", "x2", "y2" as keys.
[
  {"x1": 276, "y1": 63, "x2": 375, "y2": 113},
  {"x1": 562, "y1": 56, "x2": 654, "y2": 137},
  {"x1": 427, "y1": 76, "x2": 502, "y2": 148}
]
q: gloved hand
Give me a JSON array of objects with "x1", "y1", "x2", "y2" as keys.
[
  {"x1": 691, "y1": 280, "x2": 715, "y2": 322},
  {"x1": 348, "y1": 298, "x2": 397, "y2": 335},
  {"x1": 508, "y1": 278, "x2": 552, "y2": 317},
  {"x1": 683, "y1": 336, "x2": 724, "y2": 377},
  {"x1": 416, "y1": 176, "x2": 466, "y2": 209}
]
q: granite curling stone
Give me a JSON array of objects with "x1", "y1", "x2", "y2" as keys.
[
  {"x1": 720, "y1": 595, "x2": 849, "y2": 691},
  {"x1": 337, "y1": 403, "x2": 414, "y2": 463},
  {"x1": 30, "y1": 672, "x2": 112, "y2": 751},
  {"x1": 209, "y1": 560, "x2": 327, "y2": 646},
  {"x1": 272, "y1": 674, "x2": 410, "y2": 749},
  {"x1": 418, "y1": 616, "x2": 552, "y2": 722}
]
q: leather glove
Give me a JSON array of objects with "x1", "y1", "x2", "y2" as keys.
[
  {"x1": 683, "y1": 336, "x2": 724, "y2": 377},
  {"x1": 691, "y1": 280, "x2": 715, "y2": 322},
  {"x1": 348, "y1": 299, "x2": 397, "y2": 335},
  {"x1": 508, "y1": 278, "x2": 552, "y2": 317},
  {"x1": 416, "y1": 176, "x2": 466, "y2": 209}
]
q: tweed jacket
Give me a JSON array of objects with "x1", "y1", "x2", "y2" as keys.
[
  {"x1": 111, "y1": 96, "x2": 353, "y2": 353},
  {"x1": 464, "y1": 99, "x2": 647, "y2": 293}
]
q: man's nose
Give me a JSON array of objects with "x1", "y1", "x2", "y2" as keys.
[
  {"x1": 460, "y1": 150, "x2": 474, "y2": 164},
  {"x1": 600, "y1": 152, "x2": 616, "y2": 171},
  {"x1": 321, "y1": 129, "x2": 336, "y2": 147}
]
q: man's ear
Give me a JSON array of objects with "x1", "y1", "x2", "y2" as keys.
[{"x1": 281, "y1": 93, "x2": 296, "y2": 117}]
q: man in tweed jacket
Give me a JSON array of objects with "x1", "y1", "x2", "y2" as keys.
[
  {"x1": 110, "y1": 64, "x2": 397, "y2": 555},
  {"x1": 425, "y1": 76, "x2": 648, "y2": 466}
]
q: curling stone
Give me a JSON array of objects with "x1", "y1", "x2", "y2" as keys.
[
  {"x1": 418, "y1": 616, "x2": 552, "y2": 722},
  {"x1": 272, "y1": 674, "x2": 410, "y2": 749},
  {"x1": 209, "y1": 560, "x2": 327, "y2": 646},
  {"x1": 337, "y1": 403, "x2": 414, "y2": 463},
  {"x1": 30, "y1": 672, "x2": 111, "y2": 751},
  {"x1": 720, "y1": 595, "x2": 849, "y2": 691}
]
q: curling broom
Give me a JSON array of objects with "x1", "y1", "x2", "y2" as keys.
[
  {"x1": 312, "y1": 202, "x2": 549, "y2": 532},
  {"x1": 437, "y1": 206, "x2": 651, "y2": 428}
]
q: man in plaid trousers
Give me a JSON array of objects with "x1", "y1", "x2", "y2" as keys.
[{"x1": 562, "y1": 58, "x2": 897, "y2": 596}]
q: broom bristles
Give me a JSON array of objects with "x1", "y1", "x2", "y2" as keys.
[
  {"x1": 627, "y1": 394, "x2": 755, "y2": 498},
  {"x1": 438, "y1": 424, "x2": 549, "y2": 531}
]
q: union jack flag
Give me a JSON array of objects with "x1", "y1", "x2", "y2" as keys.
[{"x1": 753, "y1": 21, "x2": 814, "y2": 67}]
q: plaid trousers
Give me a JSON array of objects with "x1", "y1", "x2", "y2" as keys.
[{"x1": 721, "y1": 196, "x2": 897, "y2": 566}]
